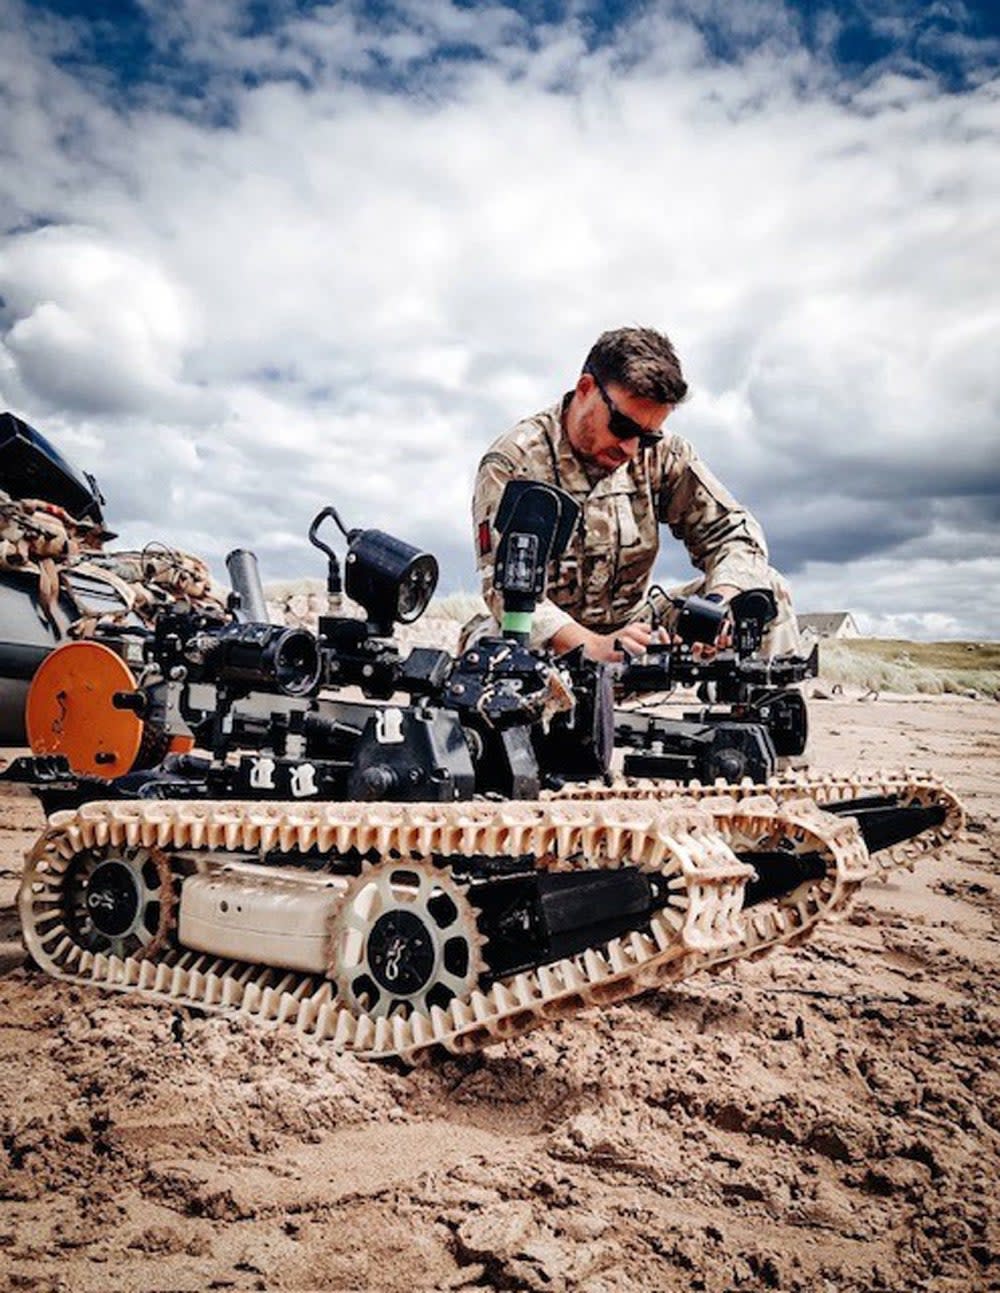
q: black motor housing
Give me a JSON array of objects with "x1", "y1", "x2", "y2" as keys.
[{"x1": 0, "y1": 412, "x2": 106, "y2": 525}]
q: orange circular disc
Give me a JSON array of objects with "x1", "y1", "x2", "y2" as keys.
[{"x1": 26, "y1": 641, "x2": 144, "y2": 778}]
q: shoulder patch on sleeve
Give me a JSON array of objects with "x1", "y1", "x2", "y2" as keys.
[
  {"x1": 477, "y1": 519, "x2": 492, "y2": 556},
  {"x1": 480, "y1": 451, "x2": 517, "y2": 472}
]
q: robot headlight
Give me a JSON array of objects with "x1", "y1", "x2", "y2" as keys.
[{"x1": 345, "y1": 528, "x2": 438, "y2": 633}]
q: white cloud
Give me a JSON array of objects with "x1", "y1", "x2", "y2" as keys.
[
  {"x1": 0, "y1": 0, "x2": 998, "y2": 639},
  {"x1": 0, "y1": 226, "x2": 213, "y2": 418},
  {"x1": 791, "y1": 551, "x2": 1000, "y2": 640}
]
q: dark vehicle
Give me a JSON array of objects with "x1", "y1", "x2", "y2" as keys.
[{"x1": 0, "y1": 413, "x2": 129, "y2": 744}]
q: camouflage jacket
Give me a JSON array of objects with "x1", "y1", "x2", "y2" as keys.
[{"x1": 472, "y1": 397, "x2": 771, "y2": 646}]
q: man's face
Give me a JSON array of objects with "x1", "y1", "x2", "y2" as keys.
[{"x1": 567, "y1": 373, "x2": 673, "y2": 474}]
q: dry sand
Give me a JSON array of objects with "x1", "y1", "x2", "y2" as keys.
[{"x1": 0, "y1": 693, "x2": 997, "y2": 1293}]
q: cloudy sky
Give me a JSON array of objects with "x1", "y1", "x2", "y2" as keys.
[{"x1": 1, "y1": 0, "x2": 998, "y2": 639}]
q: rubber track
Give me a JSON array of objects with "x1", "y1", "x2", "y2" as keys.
[
  {"x1": 17, "y1": 776, "x2": 962, "y2": 1062},
  {"x1": 21, "y1": 798, "x2": 750, "y2": 1061},
  {"x1": 551, "y1": 770, "x2": 964, "y2": 877},
  {"x1": 551, "y1": 772, "x2": 965, "y2": 972}
]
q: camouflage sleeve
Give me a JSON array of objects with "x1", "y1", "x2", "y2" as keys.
[
  {"x1": 472, "y1": 450, "x2": 574, "y2": 648},
  {"x1": 657, "y1": 437, "x2": 772, "y2": 590}
]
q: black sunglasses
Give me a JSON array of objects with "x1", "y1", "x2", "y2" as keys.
[{"x1": 585, "y1": 366, "x2": 665, "y2": 449}]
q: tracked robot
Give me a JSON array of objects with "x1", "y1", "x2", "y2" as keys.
[{"x1": 7, "y1": 473, "x2": 962, "y2": 1061}]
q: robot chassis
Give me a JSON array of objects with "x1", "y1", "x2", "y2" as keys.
[{"x1": 12, "y1": 482, "x2": 963, "y2": 1061}]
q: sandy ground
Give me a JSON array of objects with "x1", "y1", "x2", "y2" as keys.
[{"x1": 0, "y1": 693, "x2": 997, "y2": 1293}]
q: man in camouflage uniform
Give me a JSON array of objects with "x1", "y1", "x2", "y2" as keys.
[{"x1": 467, "y1": 326, "x2": 799, "y2": 661}]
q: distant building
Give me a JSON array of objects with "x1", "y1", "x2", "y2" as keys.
[{"x1": 797, "y1": 611, "x2": 860, "y2": 640}]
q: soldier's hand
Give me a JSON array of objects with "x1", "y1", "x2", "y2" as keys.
[
  {"x1": 608, "y1": 620, "x2": 654, "y2": 662},
  {"x1": 552, "y1": 620, "x2": 656, "y2": 663}
]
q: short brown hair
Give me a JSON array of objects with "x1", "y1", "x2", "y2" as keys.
[{"x1": 583, "y1": 326, "x2": 688, "y2": 405}]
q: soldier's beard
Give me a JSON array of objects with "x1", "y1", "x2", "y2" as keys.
[{"x1": 569, "y1": 409, "x2": 628, "y2": 476}]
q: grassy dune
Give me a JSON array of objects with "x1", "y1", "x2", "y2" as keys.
[{"x1": 816, "y1": 638, "x2": 1000, "y2": 699}]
